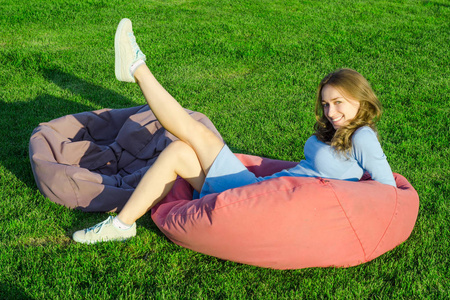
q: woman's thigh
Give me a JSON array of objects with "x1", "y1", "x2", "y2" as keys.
[{"x1": 184, "y1": 121, "x2": 225, "y2": 176}]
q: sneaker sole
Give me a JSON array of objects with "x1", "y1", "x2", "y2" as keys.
[{"x1": 73, "y1": 236, "x2": 132, "y2": 244}]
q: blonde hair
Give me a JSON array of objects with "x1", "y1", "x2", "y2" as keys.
[{"x1": 314, "y1": 69, "x2": 382, "y2": 154}]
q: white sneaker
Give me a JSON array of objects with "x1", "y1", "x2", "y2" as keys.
[
  {"x1": 73, "y1": 216, "x2": 136, "y2": 244},
  {"x1": 114, "y1": 18, "x2": 146, "y2": 83}
]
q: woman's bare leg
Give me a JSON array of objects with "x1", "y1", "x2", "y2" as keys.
[
  {"x1": 133, "y1": 64, "x2": 224, "y2": 175},
  {"x1": 117, "y1": 140, "x2": 205, "y2": 225}
]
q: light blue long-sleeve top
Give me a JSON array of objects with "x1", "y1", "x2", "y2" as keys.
[
  {"x1": 198, "y1": 126, "x2": 396, "y2": 198},
  {"x1": 259, "y1": 126, "x2": 396, "y2": 186}
]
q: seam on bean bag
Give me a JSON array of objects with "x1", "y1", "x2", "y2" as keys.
[
  {"x1": 326, "y1": 179, "x2": 367, "y2": 260},
  {"x1": 64, "y1": 165, "x2": 80, "y2": 207},
  {"x1": 368, "y1": 185, "x2": 399, "y2": 259}
]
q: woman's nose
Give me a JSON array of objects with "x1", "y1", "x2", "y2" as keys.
[{"x1": 327, "y1": 104, "x2": 335, "y2": 117}]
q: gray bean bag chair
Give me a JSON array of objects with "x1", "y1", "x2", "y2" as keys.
[{"x1": 29, "y1": 105, "x2": 222, "y2": 212}]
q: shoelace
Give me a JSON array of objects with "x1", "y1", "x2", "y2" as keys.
[
  {"x1": 127, "y1": 32, "x2": 144, "y2": 58},
  {"x1": 85, "y1": 217, "x2": 112, "y2": 233}
]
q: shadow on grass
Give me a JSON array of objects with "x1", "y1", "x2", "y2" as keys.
[
  {"x1": 0, "y1": 94, "x2": 91, "y2": 187},
  {"x1": 42, "y1": 68, "x2": 134, "y2": 108},
  {"x1": 422, "y1": 0, "x2": 450, "y2": 8},
  {"x1": 0, "y1": 282, "x2": 35, "y2": 300}
]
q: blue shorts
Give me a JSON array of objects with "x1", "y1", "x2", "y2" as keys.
[{"x1": 196, "y1": 145, "x2": 259, "y2": 198}]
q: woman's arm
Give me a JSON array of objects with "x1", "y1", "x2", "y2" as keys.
[{"x1": 352, "y1": 127, "x2": 397, "y2": 187}]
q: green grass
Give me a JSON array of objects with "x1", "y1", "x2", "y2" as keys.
[{"x1": 1, "y1": 0, "x2": 449, "y2": 298}]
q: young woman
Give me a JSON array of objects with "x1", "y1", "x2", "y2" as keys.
[{"x1": 73, "y1": 19, "x2": 396, "y2": 244}]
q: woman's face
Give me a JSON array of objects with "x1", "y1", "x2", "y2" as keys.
[{"x1": 321, "y1": 84, "x2": 360, "y2": 129}]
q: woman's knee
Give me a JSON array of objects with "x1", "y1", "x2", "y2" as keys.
[
  {"x1": 164, "y1": 140, "x2": 195, "y2": 158},
  {"x1": 163, "y1": 140, "x2": 205, "y2": 190},
  {"x1": 163, "y1": 141, "x2": 201, "y2": 171}
]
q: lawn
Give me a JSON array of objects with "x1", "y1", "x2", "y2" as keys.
[{"x1": 0, "y1": 0, "x2": 449, "y2": 298}]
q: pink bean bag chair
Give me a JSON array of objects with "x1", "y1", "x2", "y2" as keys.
[{"x1": 152, "y1": 154, "x2": 419, "y2": 270}]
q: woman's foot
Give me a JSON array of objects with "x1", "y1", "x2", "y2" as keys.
[
  {"x1": 72, "y1": 216, "x2": 136, "y2": 244},
  {"x1": 114, "y1": 18, "x2": 146, "y2": 83}
]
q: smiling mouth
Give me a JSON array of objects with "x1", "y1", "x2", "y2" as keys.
[{"x1": 331, "y1": 116, "x2": 343, "y2": 123}]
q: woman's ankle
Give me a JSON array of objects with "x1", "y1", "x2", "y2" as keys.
[
  {"x1": 130, "y1": 59, "x2": 147, "y2": 81},
  {"x1": 114, "y1": 215, "x2": 134, "y2": 229}
]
